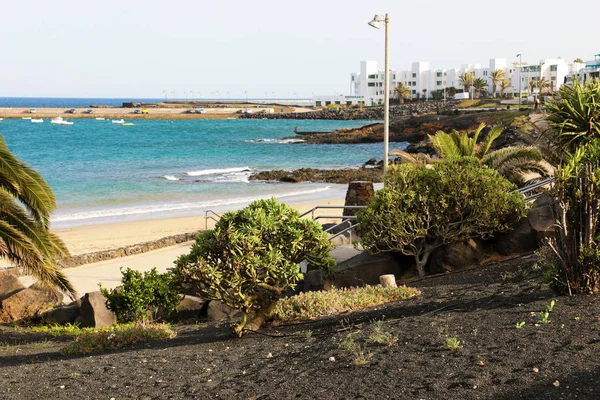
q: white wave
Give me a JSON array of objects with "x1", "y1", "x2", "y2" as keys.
[
  {"x1": 51, "y1": 186, "x2": 332, "y2": 223},
  {"x1": 187, "y1": 166, "x2": 251, "y2": 177},
  {"x1": 247, "y1": 138, "x2": 305, "y2": 144},
  {"x1": 163, "y1": 175, "x2": 179, "y2": 181},
  {"x1": 213, "y1": 171, "x2": 251, "y2": 183}
]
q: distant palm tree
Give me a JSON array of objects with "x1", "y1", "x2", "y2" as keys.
[
  {"x1": 422, "y1": 89, "x2": 428, "y2": 101},
  {"x1": 459, "y1": 72, "x2": 475, "y2": 94},
  {"x1": 391, "y1": 123, "x2": 550, "y2": 186},
  {"x1": 529, "y1": 79, "x2": 537, "y2": 94},
  {"x1": 490, "y1": 69, "x2": 506, "y2": 98},
  {"x1": 537, "y1": 77, "x2": 550, "y2": 95},
  {"x1": 473, "y1": 78, "x2": 488, "y2": 99},
  {"x1": 0, "y1": 135, "x2": 74, "y2": 297},
  {"x1": 394, "y1": 83, "x2": 412, "y2": 104},
  {"x1": 500, "y1": 79, "x2": 511, "y2": 97}
]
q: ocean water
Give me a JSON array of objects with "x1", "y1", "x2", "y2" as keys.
[{"x1": 0, "y1": 118, "x2": 404, "y2": 228}]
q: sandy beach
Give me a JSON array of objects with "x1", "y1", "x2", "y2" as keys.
[{"x1": 53, "y1": 196, "x2": 346, "y2": 256}]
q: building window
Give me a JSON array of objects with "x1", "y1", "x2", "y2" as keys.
[
  {"x1": 368, "y1": 83, "x2": 375, "y2": 87},
  {"x1": 412, "y1": 90, "x2": 416, "y2": 94},
  {"x1": 437, "y1": 81, "x2": 442, "y2": 86},
  {"x1": 368, "y1": 74, "x2": 376, "y2": 79},
  {"x1": 325, "y1": 101, "x2": 331, "y2": 106},
  {"x1": 551, "y1": 76, "x2": 556, "y2": 81},
  {"x1": 412, "y1": 81, "x2": 417, "y2": 86},
  {"x1": 483, "y1": 71, "x2": 488, "y2": 76},
  {"x1": 335, "y1": 101, "x2": 341, "y2": 105},
  {"x1": 412, "y1": 73, "x2": 417, "y2": 78},
  {"x1": 375, "y1": 91, "x2": 378, "y2": 95},
  {"x1": 393, "y1": 74, "x2": 396, "y2": 80},
  {"x1": 351, "y1": 76, "x2": 354, "y2": 81},
  {"x1": 315, "y1": 101, "x2": 322, "y2": 106},
  {"x1": 436, "y1": 72, "x2": 442, "y2": 77},
  {"x1": 550, "y1": 65, "x2": 557, "y2": 72}
]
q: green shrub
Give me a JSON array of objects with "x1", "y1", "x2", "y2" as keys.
[
  {"x1": 356, "y1": 158, "x2": 527, "y2": 276},
  {"x1": 173, "y1": 198, "x2": 334, "y2": 336},
  {"x1": 61, "y1": 323, "x2": 176, "y2": 355},
  {"x1": 100, "y1": 268, "x2": 180, "y2": 322},
  {"x1": 273, "y1": 285, "x2": 419, "y2": 322}
]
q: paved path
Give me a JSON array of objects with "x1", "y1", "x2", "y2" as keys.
[{"x1": 19, "y1": 242, "x2": 194, "y2": 298}]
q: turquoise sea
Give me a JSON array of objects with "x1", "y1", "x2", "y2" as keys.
[{"x1": 0, "y1": 118, "x2": 403, "y2": 228}]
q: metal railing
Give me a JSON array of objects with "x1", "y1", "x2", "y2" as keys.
[
  {"x1": 515, "y1": 176, "x2": 556, "y2": 201},
  {"x1": 204, "y1": 210, "x2": 221, "y2": 231},
  {"x1": 203, "y1": 205, "x2": 365, "y2": 243}
]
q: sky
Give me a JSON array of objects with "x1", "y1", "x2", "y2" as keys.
[{"x1": 1, "y1": 0, "x2": 599, "y2": 98}]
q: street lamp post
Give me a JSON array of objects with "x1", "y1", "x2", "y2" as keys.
[
  {"x1": 368, "y1": 13, "x2": 390, "y2": 174},
  {"x1": 517, "y1": 53, "x2": 522, "y2": 106}
]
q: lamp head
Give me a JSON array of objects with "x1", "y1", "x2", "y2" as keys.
[{"x1": 368, "y1": 15, "x2": 382, "y2": 29}]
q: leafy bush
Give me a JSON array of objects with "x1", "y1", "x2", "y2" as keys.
[
  {"x1": 173, "y1": 198, "x2": 334, "y2": 336},
  {"x1": 100, "y1": 268, "x2": 180, "y2": 322},
  {"x1": 356, "y1": 158, "x2": 527, "y2": 276},
  {"x1": 61, "y1": 323, "x2": 176, "y2": 355},
  {"x1": 273, "y1": 285, "x2": 420, "y2": 322}
]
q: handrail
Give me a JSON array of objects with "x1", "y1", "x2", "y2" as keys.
[
  {"x1": 329, "y1": 222, "x2": 361, "y2": 241},
  {"x1": 204, "y1": 210, "x2": 221, "y2": 231},
  {"x1": 300, "y1": 205, "x2": 366, "y2": 220}
]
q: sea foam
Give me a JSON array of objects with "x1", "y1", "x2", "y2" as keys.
[{"x1": 187, "y1": 166, "x2": 251, "y2": 176}]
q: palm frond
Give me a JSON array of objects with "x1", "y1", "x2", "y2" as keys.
[
  {"x1": 477, "y1": 125, "x2": 502, "y2": 158},
  {"x1": 389, "y1": 149, "x2": 432, "y2": 165}
]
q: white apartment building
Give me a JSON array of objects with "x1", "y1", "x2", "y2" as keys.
[{"x1": 314, "y1": 57, "x2": 588, "y2": 106}]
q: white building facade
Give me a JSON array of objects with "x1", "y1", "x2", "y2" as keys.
[{"x1": 314, "y1": 56, "x2": 589, "y2": 106}]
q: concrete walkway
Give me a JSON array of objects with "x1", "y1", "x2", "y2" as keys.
[{"x1": 19, "y1": 242, "x2": 194, "y2": 297}]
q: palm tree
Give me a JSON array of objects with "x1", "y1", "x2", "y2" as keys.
[
  {"x1": 459, "y1": 72, "x2": 475, "y2": 95},
  {"x1": 391, "y1": 123, "x2": 550, "y2": 186},
  {"x1": 537, "y1": 77, "x2": 550, "y2": 95},
  {"x1": 490, "y1": 69, "x2": 506, "y2": 98},
  {"x1": 394, "y1": 83, "x2": 412, "y2": 104},
  {"x1": 422, "y1": 89, "x2": 428, "y2": 101},
  {"x1": 500, "y1": 79, "x2": 511, "y2": 97},
  {"x1": 473, "y1": 78, "x2": 488, "y2": 99},
  {"x1": 0, "y1": 135, "x2": 74, "y2": 297},
  {"x1": 529, "y1": 79, "x2": 537, "y2": 94}
]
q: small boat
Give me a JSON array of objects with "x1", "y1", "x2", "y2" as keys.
[
  {"x1": 51, "y1": 116, "x2": 74, "y2": 125},
  {"x1": 31, "y1": 118, "x2": 44, "y2": 123},
  {"x1": 112, "y1": 119, "x2": 125, "y2": 124},
  {"x1": 122, "y1": 123, "x2": 135, "y2": 126},
  {"x1": 95, "y1": 117, "x2": 106, "y2": 121}
]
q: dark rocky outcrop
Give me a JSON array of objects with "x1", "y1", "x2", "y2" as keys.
[
  {"x1": 249, "y1": 168, "x2": 382, "y2": 184},
  {"x1": 43, "y1": 301, "x2": 80, "y2": 325},
  {"x1": 343, "y1": 181, "x2": 374, "y2": 217}
]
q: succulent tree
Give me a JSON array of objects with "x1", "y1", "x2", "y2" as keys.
[
  {"x1": 174, "y1": 198, "x2": 334, "y2": 336},
  {"x1": 357, "y1": 158, "x2": 527, "y2": 277}
]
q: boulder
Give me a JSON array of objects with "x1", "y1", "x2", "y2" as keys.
[
  {"x1": 491, "y1": 217, "x2": 538, "y2": 256},
  {"x1": 303, "y1": 270, "x2": 324, "y2": 292},
  {"x1": 165, "y1": 295, "x2": 208, "y2": 320},
  {"x1": 527, "y1": 195, "x2": 555, "y2": 240},
  {"x1": 333, "y1": 252, "x2": 404, "y2": 288},
  {"x1": 0, "y1": 271, "x2": 25, "y2": 302},
  {"x1": 429, "y1": 239, "x2": 485, "y2": 273},
  {"x1": 0, "y1": 283, "x2": 61, "y2": 322},
  {"x1": 43, "y1": 301, "x2": 80, "y2": 325},
  {"x1": 343, "y1": 181, "x2": 374, "y2": 217},
  {"x1": 76, "y1": 291, "x2": 116, "y2": 328},
  {"x1": 207, "y1": 300, "x2": 240, "y2": 321}
]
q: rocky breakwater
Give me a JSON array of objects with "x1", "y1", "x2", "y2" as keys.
[
  {"x1": 249, "y1": 167, "x2": 383, "y2": 184},
  {"x1": 239, "y1": 100, "x2": 460, "y2": 120}
]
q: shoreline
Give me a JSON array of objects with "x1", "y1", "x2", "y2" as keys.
[{"x1": 0, "y1": 105, "x2": 311, "y2": 120}]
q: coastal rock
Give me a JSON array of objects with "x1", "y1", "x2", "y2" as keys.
[
  {"x1": 43, "y1": 301, "x2": 81, "y2": 325},
  {"x1": 0, "y1": 271, "x2": 25, "y2": 302},
  {"x1": 207, "y1": 300, "x2": 240, "y2": 321},
  {"x1": 165, "y1": 295, "x2": 208, "y2": 320},
  {"x1": 429, "y1": 239, "x2": 485, "y2": 273},
  {"x1": 77, "y1": 291, "x2": 117, "y2": 328},
  {"x1": 303, "y1": 270, "x2": 324, "y2": 292},
  {"x1": 0, "y1": 283, "x2": 62, "y2": 322},
  {"x1": 333, "y1": 252, "x2": 404, "y2": 288}
]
